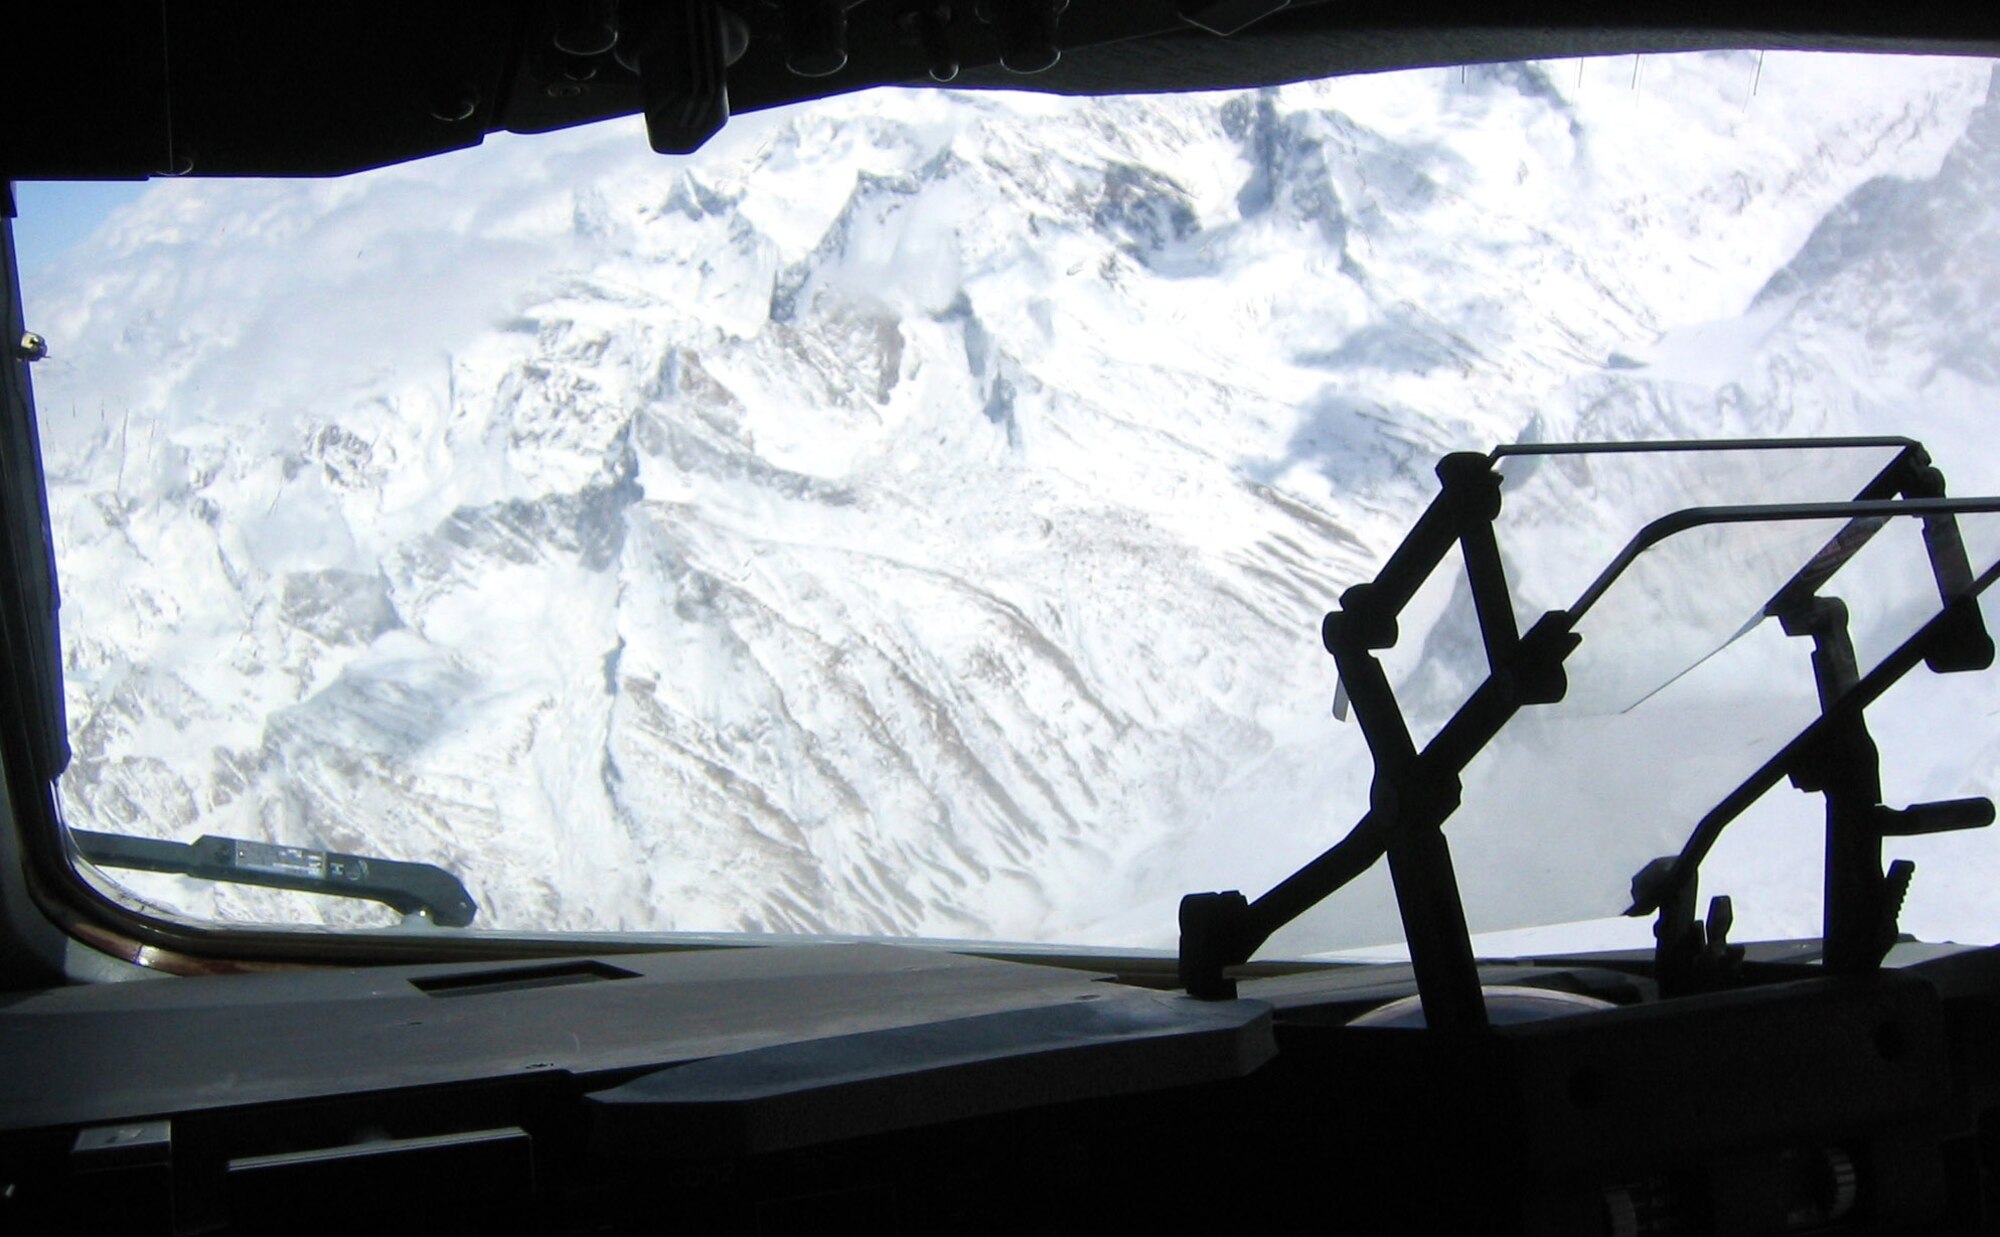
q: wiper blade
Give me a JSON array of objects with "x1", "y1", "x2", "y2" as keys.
[{"x1": 69, "y1": 830, "x2": 478, "y2": 927}]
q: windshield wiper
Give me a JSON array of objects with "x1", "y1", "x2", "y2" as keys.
[{"x1": 69, "y1": 830, "x2": 478, "y2": 927}]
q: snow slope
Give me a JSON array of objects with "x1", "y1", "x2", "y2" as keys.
[{"x1": 22, "y1": 51, "x2": 2000, "y2": 952}]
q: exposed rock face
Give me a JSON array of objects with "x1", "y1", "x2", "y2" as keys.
[{"x1": 25, "y1": 55, "x2": 2000, "y2": 949}]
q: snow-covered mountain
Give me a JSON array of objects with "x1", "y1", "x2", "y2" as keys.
[{"x1": 23, "y1": 51, "x2": 2000, "y2": 951}]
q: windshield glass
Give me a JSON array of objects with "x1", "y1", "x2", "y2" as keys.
[{"x1": 18, "y1": 51, "x2": 2000, "y2": 955}]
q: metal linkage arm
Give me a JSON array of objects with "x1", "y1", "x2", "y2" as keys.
[
  {"x1": 1778, "y1": 598, "x2": 1990, "y2": 974},
  {"x1": 1632, "y1": 590, "x2": 1995, "y2": 993},
  {"x1": 1180, "y1": 451, "x2": 1578, "y2": 1031},
  {"x1": 1906, "y1": 463, "x2": 1997, "y2": 673}
]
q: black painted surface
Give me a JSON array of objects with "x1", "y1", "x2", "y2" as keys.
[
  {"x1": 587, "y1": 992, "x2": 1274, "y2": 1154},
  {"x1": 0, "y1": 942, "x2": 1122, "y2": 1132},
  {"x1": 6, "y1": 0, "x2": 2000, "y2": 180},
  {"x1": 8, "y1": 944, "x2": 1999, "y2": 1232}
]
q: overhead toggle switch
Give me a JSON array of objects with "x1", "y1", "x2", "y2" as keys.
[
  {"x1": 898, "y1": 3, "x2": 959, "y2": 82},
  {"x1": 551, "y1": 0, "x2": 621, "y2": 56},
  {"x1": 783, "y1": 0, "x2": 865, "y2": 78},
  {"x1": 977, "y1": 0, "x2": 1067, "y2": 75}
]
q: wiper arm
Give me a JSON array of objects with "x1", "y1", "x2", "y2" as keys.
[{"x1": 69, "y1": 829, "x2": 478, "y2": 927}]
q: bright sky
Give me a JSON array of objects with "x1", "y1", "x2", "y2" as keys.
[{"x1": 10, "y1": 181, "x2": 152, "y2": 279}]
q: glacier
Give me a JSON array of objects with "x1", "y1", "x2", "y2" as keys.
[{"x1": 20, "y1": 50, "x2": 2000, "y2": 954}]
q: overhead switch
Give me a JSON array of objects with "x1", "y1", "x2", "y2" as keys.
[
  {"x1": 979, "y1": 0, "x2": 1066, "y2": 74},
  {"x1": 784, "y1": 1, "x2": 864, "y2": 78},
  {"x1": 551, "y1": 0, "x2": 621, "y2": 56}
]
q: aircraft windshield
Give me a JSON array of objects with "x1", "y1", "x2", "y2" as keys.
[
  {"x1": 1477, "y1": 503, "x2": 2000, "y2": 939},
  {"x1": 16, "y1": 51, "x2": 2000, "y2": 956}
]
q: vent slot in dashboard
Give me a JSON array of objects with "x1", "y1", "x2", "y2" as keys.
[{"x1": 410, "y1": 960, "x2": 639, "y2": 998}]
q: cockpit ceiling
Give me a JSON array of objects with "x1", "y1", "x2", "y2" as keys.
[{"x1": 4, "y1": 0, "x2": 2000, "y2": 181}]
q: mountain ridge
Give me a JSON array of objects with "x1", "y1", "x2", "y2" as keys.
[{"x1": 25, "y1": 53, "x2": 2000, "y2": 950}]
